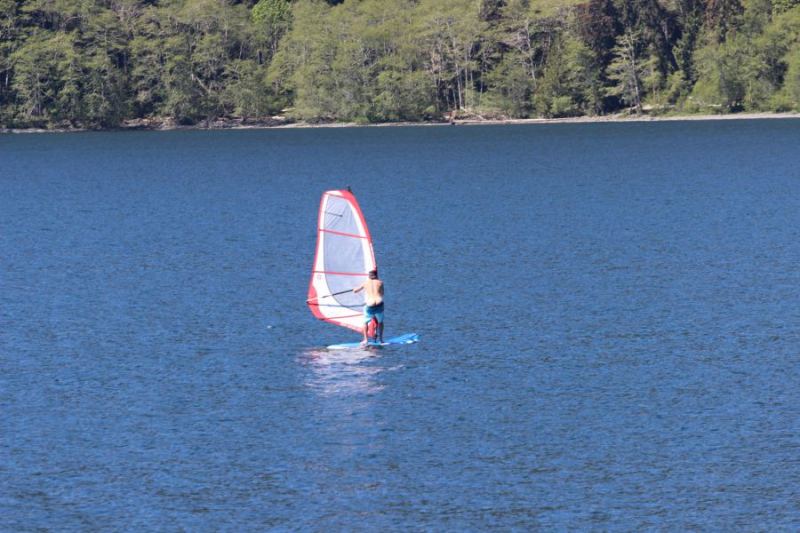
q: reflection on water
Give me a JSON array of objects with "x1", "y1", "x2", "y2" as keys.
[{"x1": 299, "y1": 348, "x2": 387, "y2": 397}]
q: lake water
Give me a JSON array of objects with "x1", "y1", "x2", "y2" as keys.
[{"x1": 2, "y1": 120, "x2": 800, "y2": 530}]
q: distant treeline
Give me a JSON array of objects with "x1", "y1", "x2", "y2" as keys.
[{"x1": 1, "y1": 0, "x2": 800, "y2": 129}]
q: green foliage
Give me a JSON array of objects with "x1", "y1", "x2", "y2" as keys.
[
  {"x1": 224, "y1": 59, "x2": 279, "y2": 118},
  {"x1": 2, "y1": 0, "x2": 800, "y2": 129},
  {"x1": 605, "y1": 31, "x2": 646, "y2": 112},
  {"x1": 252, "y1": 0, "x2": 292, "y2": 60},
  {"x1": 10, "y1": 32, "x2": 80, "y2": 126},
  {"x1": 3, "y1": 0, "x2": 279, "y2": 128},
  {"x1": 413, "y1": 0, "x2": 487, "y2": 111},
  {"x1": 374, "y1": 69, "x2": 436, "y2": 121},
  {"x1": 268, "y1": 0, "x2": 334, "y2": 120},
  {"x1": 777, "y1": 47, "x2": 800, "y2": 109},
  {"x1": 774, "y1": 0, "x2": 800, "y2": 13},
  {"x1": 690, "y1": 38, "x2": 744, "y2": 111},
  {"x1": 534, "y1": 35, "x2": 601, "y2": 116},
  {"x1": 689, "y1": 5, "x2": 800, "y2": 112},
  {"x1": 484, "y1": 53, "x2": 534, "y2": 117},
  {"x1": 771, "y1": 7, "x2": 800, "y2": 108}
]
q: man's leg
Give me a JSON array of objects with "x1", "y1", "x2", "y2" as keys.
[
  {"x1": 376, "y1": 308, "x2": 384, "y2": 343},
  {"x1": 361, "y1": 307, "x2": 370, "y2": 345}
]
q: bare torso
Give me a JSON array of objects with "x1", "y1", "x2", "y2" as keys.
[{"x1": 362, "y1": 279, "x2": 384, "y2": 306}]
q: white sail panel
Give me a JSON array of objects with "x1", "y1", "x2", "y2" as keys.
[{"x1": 308, "y1": 190, "x2": 376, "y2": 331}]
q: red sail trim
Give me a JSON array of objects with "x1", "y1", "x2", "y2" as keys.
[
  {"x1": 333, "y1": 190, "x2": 373, "y2": 244},
  {"x1": 308, "y1": 301, "x2": 361, "y2": 308},
  {"x1": 320, "y1": 228, "x2": 368, "y2": 239}
]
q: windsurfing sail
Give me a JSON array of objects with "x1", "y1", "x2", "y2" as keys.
[{"x1": 307, "y1": 189, "x2": 376, "y2": 331}]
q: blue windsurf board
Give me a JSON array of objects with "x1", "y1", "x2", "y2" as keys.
[{"x1": 327, "y1": 332, "x2": 419, "y2": 350}]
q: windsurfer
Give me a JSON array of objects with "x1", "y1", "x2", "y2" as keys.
[{"x1": 354, "y1": 269, "x2": 384, "y2": 344}]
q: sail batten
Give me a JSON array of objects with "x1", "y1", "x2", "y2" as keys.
[
  {"x1": 313, "y1": 269, "x2": 364, "y2": 273},
  {"x1": 308, "y1": 190, "x2": 376, "y2": 332},
  {"x1": 320, "y1": 228, "x2": 369, "y2": 239}
]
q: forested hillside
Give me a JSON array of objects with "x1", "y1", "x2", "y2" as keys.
[{"x1": 2, "y1": 0, "x2": 800, "y2": 129}]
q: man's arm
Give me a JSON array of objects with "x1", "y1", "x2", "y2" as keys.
[{"x1": 353, "y1": 282, "x2": 365, "y2": 294}]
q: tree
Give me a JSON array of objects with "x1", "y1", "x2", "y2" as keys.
[
  {"x1": 2, "y1": 0, "x2": 799, "y2": 129},
  {"x1": 222, "y1": 59, "x2": 273, "y2": 118},
  {"x1": 605, "y1": 30, "x2": 645, "y2": 112},
  {"x1": 574, "y1": 0, "x2": 621, "y2": 69},
  {"x1": 252, "y1": 0, "x2": 292, "y2": 63},
  {"x1": 484, "y1": 51, "x2": 535, "y2": 116},
  {"x1": 10, "y1": 32, "x2": 82, "y2": 126},
  {"x1": 690, "y1": 35, "x2": 746, "y2": 110},
  {"x1": 129, "y1": 8, "x2": 168, "y2": 118},
  {"x1": 534, "y1": 33, "x2": 602, "y2": 116},
  {"x1": 413, "y1": 0, "x2": 487, "y2": 112},
  {"x1": 705, "y1": 0, "x2": 744, "y2": 42},
  {"x1": 779, "y1": 47, "x2": 800, "y2": 108},
  {"x1": 268, "y1": 0, "x2": 336, "y2": 120},
  {"x1": 0, "y1": 0, "x2": 20, "y2": 123}
]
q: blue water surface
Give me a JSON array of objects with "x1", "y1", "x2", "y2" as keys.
[{"x1": 2, "y1": 120, "x2": 800, "y2": 529}]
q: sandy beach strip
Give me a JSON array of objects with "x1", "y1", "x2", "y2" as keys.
[{"x1": 2, "y1": 111, "x2": 799, "y2": 133}]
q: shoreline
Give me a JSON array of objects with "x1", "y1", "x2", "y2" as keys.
[
  {"x1": 451, "y1": 111, "x2": 800, "y2": 126},
  {"x1": 2, "y1": 111, "x2": 799, "y2": 134}
]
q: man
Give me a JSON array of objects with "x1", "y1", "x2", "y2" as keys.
[{"x1": 353, "y1": 269, "x2": 384, "y2": 345}]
